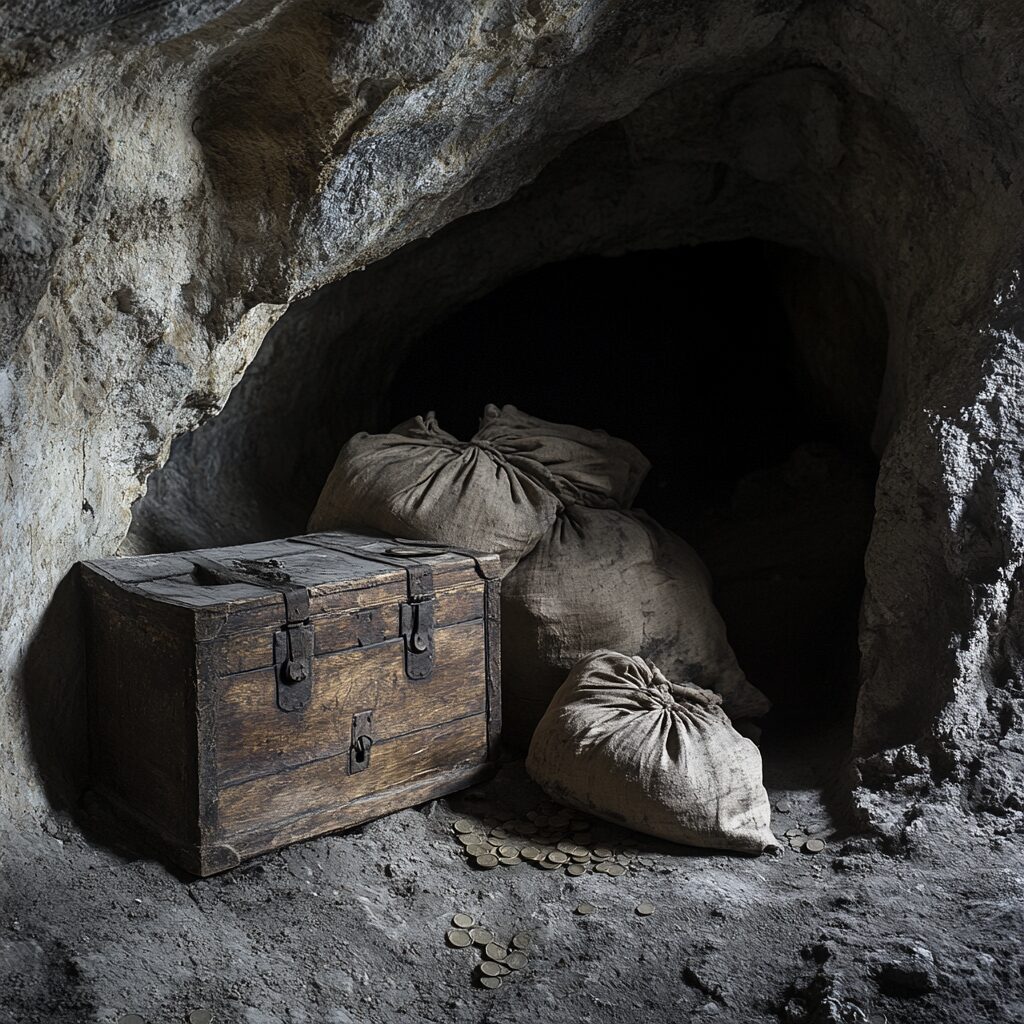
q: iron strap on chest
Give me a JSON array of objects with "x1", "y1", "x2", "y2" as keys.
[
  {"x1": 189, "y1": 554, "x2": 314, "y2": 712},
  {"x1": 293, "y1": 535, "x2": 446, "y2": 682}
]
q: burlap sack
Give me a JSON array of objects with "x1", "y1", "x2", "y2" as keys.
[
  {"x1": 502, "y1": 505, "x2": 771, "y2": 742},
  {"x1": 473, "y1": 404, "x2": 649, "y2": 507},
  {"x1": 308, "y1": 411, "x2": 562, "y2": 572},
  {"x1": 525, "y1": 650, "x2": 775, "y2": 853},
  {"x1": 308, "y1": 405, "x2": 649, "y2": 574}
]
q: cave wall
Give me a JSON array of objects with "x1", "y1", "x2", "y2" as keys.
[{"x1": 5, "y1": 1, "x2": 1024, "y2": 831}]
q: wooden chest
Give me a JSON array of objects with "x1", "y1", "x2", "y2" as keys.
[{"x1": 80, "y1": 531, "x2": 501, "y2": 875}]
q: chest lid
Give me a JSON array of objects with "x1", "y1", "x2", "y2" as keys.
[{"x1": 83, "y1": 529, "x2": 500, "y2": 622}]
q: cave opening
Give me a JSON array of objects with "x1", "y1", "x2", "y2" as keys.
[
  {"x1": 384, "y1": 240, "x2": 887, "y2": 728},
  {"x1": 130, "y1": 234, "x2": 888, "y2": 733}
]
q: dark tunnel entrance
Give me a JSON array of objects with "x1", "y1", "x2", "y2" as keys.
[
  {"x1": 129, "y1": 238, "x2": 888, "y2": 731},
  {"x1": 385, "y1": 240, "x2": 887, "y2": 727}
]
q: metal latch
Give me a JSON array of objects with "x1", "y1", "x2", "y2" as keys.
[
  {"x1": 274, "y1": 621, "x2": 314, "y2": 712},
  {"x1": 400, "y1": 597, "x2": 435, "y2": 681},
  {"x1": 349, "y1": 711, "x2": 374, "y2": 774}
]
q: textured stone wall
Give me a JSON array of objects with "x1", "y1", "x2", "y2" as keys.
[{"x1": 5, "y1": 0, "x2": 1024, "y2": 832}]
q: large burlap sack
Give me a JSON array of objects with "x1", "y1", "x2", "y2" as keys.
[
  {"x1": 502, "y1": 505, "x2": 771, "y2": 742},
  {"x1": 308, "y1": 405, "x2": 649, "y2": 573},
  {"x1": 526, "y1": 650, "x2": 775, "y2": 853},
  {"x1": 308, "y1": 411, "x2": 561, "y2": 571}
]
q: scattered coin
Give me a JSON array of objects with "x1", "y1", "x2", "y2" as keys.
[
  {"x1": 593, "y1": 861, "x2": 611, "y2": 874},
  {"x1": 606, "y1": 864, "x2": 626, "y2": 877},
  {"x1": 490, "y1": 828, "x2": 510, "y2": 840},
  {"x1": 567, "y1": 864, "x2": 587, "y2": 876},
  {"x1": 447, "y1": 928, "x2": 473, "y2": 948},
  {"x1": 481, "y1": 960, "x2": 504, "y2": 977},
  {"x1": 776, "y1": 800, "x2": 793, "y2": 813},
  {"x1": 592, "y1": 847, "x2": 613, "y2": 859},
  {"x1": 470, "y1": 927, "x2": 493, "y2": 945},
  {"x1": 499, "y1": 855, "x2": 521, "y2": 866},
  {"x1": 475, "y1": 853, "x2": 499, "y2": 869},
  {"x1": 484, "y1": 942, "x2": 508, "y2": 962},
  {"x1": 520, "y1": 846, "x2": 542, "y2": 861},
  {"x1": 548, "y1": 851, "x2": 569, "y2": 865},
  {"x1": 505, "y1": 950, "x2": 529, "y2": 970},
  {"x1": 512, "y1": 932, "x2": 531, "y2": 951},
  {"x1": 188, "y1": 1010, "x2": 214, "y2": 1024},
  {"x1": 557, "y1": 841, "x2": 577, "y2": 854},
  {"x1": 636, "y1": 901, "x2": 656, "y2": 916},
  {"x1": 783, "y1": 828, "x2": 800, "y2": 837},
  {"x1": 539, "y1": 859, "x2": 561, "y2": 870},
  {"x1": 454, "y1": 819, "x2": 475, "y2": 834},
  {"x1": 804, "y1": 839, "x2": 826, "y2": 854},
  {"x1": 575, "y1": 901, "x2": 596, "y2": 915},
  {"x1": 789, "y1": 835, "x2": 807, "y2": 849},
  {"x1": 498, "y1": 844, "x2": 519, "y2": 858},
  {"x1": 479, "y1": 975, "x2": 502, "y2": 990},
  {"x1": 452, "y1": 913, "x2": 474, "y2": 929}
]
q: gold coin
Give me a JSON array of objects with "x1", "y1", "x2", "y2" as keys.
[
  {"x1": 475, "y1": 853, "x2": 499, "y2": 869},
  {"x1": 505, "y1": 951, "x2": 529, "y2": 970},
  {"x1": 804, "y1": 839, "x2": 826, "y2": 853},
  {"x1": 498, "y1": 845, "x2": 519, "y2": 858},
  {"x1": 480, "y1": 961, "x2": 503, "y2": 978},
  {"x1": 557, "y1": 841, "x2": 576, "y2": 854},
  {"x1": 593, "y1": 862, "x2": 611, "y2": 874},
  {"x1": 789, "y1": 835, "x2": 807, "y2": 848},
  {"x1": 466, "y1": 844, "x2": 491, "y2": 857},
  {"x1": 636, "y1": 902, "x2": 656, "y2": 916},
  {"x1": 454, "y1": 819, "x2": 475, "y2": 834},
  {"x1": 490, "y1": 828, "x2": 510, "y2": 840},
  {"x1": 566, "y1": 864, "x2": 587, "y2": 876},
  {"x1": 592, "y1": 847, "x2": 613, "y2": 859},
  {"x1": 484, "y1": 942, "x2": 507, "y2": 962},
  {"x1": 458, "y1": 832, "x2": 485, "y2": 846},
  {"x1": 575, "y1": 901, "x2": 596, "y2": 915},
  {"x1": 571, "y1": 852, "x2": 590, "y2": 863},
  {"x1": 480, "y1": 975, "x2": 502, "y2": 989},
  {"x1": 606, "y1": 864, "x2": 626, "y2": 877},
  {"x1": 452, "y1": 913, "x2": 474, "y2": 929},
  {"x1": 512, "y1": 932, "x2": 531, "y2": 951},
  {"x1": 538, "y1": 859, "x2": 561, "y2": 870},
  {"x1": 548, "y1": 851, "x2": 569, "y2": 865},
  {"x1": 520, "y1": 846, "x2": 542, "y2": 861},
  {"x1": 498, "y1": 856, "x2": 521, "y2": 866},
  {"x1": 447, "y1": 928, "x2": 473, "y2": 947},
  {"x1": 783, "y1": 828, "x2": 800, "y2": 837},
  {"x1": 470, "y1": 927, "x2": 493, "y2": 945},
  {"x1": 188, "y1": 1012, "x2": 214, "y2": 1024}
]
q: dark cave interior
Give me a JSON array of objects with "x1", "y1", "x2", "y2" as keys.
[
  {"x1": 132, "y1": 238, "x2": 888, "y2": 729},
  {"x1": 385, "y1": 240, "x2": 885, "y2": 725}
]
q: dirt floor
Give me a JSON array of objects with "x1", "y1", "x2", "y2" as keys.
[{"x1": 3, "y1": 731, "x2": 1023, "y2": 1024}]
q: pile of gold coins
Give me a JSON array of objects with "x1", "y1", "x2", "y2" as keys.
[
  {"x1": 445, "y1": 915, "x2": 532, "y2": 990},
  {"x1": 450, "y1": 802, "x2": 642, "y2": 876}
]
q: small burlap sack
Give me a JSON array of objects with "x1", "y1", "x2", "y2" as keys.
[{"x1": 525, "y1": 650, "x2": 776, "y2": 853}]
